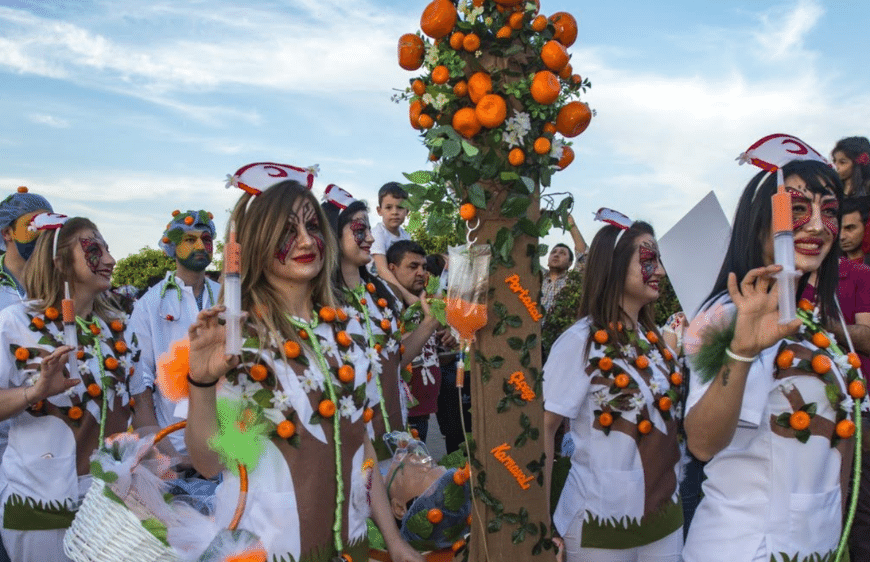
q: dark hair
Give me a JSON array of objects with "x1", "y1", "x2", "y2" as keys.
[
  {"x1": 841, "y1": 196, "x2": 870, "y2": 225},
  {"x1": 703, "y1": 159, "x2": 843, "y2": 324},
  {"x1": 324, "y1": 199, "x2": 401, "y2": 315},
  {"x1": 552, "y1": 243, "x2": 574, "y2": 264},
  {"x1": 386, "y1": 239, "x2": 426, "y2": 267},
  {"x1": 832, "y1": 136, "x2": 870, "y2": 197},
  {"x1": 579, "y1": 221, "x2": 658, "y2": 356},
  {"x1": 425, "y1": 254, "x2": 446, "y2": 277},
  {"x1": 378, "y1": 182, "x2": 408, "y2": 206}
]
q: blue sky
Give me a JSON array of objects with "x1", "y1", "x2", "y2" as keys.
[{"x1": 1, "y1": 0, "x2": 868, "y2": 262}]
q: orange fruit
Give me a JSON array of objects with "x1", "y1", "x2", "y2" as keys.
[
  {"x1": 377, "y1": 298, "x2": 388, "y2": 308},
  {"x1": 557, "y1": 146, "x2": 575, "y2": 170},
  {"x1": 556, "y1": 101, "x2": 592, "y2": 137},
  {"x1": 338, "y1": 365, "x2": 355, "y2": 383},
  {"x1": 420, "y1": 0, "x2": 457, "y2": 39},
  {"x1": 277, "y1": 420, "x2": 296, "y2": 439},
  {"x1": 104, "y1": 357, "x2": 118, "y2": 370},
  {"x1": 540, "y1": 40, "x2": 569, "y2": 73},
  {"x1": 410, "y1": 428, "x2": 420, "y2": 438},
  {"x1": 171, "y1": 210, "x2": 180, "y2": 217},
  {"x1": 336, "y1": 308, "x2": 348, "y2": 322},
  {"x1": 183, "y1": 216, "x2": 194, "y2": 225},
  {"x1": 90, "y1": 324, "x2": 101, "y2": 335},
  {"x1": 460, "y1": 203, "x2": 477, "y2": 221},
  {"x1": 658, "y1": 396, "x2": 672, "y2": 411},
  {"x1": 670, "y1": 372, "x2": 683, "y2": 386},
  {"x1": 427, "y1": 508, "x2": 444, "y2": 524},
  {"x1": 837, "y1": 419, "x2": 856, "y2": 439},
  {"x1": 452, "y1": 107, "x2": 482, "y2": 138},
  {"x1": 789, "y1": 410, "x2": 810, "y2": 431},
  {"x1": 811, "y1": 332, "x2": 830, "y2": 348},
  {"x1": 250, "y1": 364, "x2": 268, "y2": 381},
  {"x1": 571, "y1": 74, "x2": 583, "y2": 87},
  {"x1": 363, "y1": 407, "x2": 374, "y2": 422},
  {"x1": 380, "y1": 318, "x2": 392, "y2": 331},
  {"x1": 530, "y1": 70, "x2": 560, "y2": 105},
  {"x1": 31, "y1": 317, "x2": 45, "y2": 330},
  {"x1": 543, "y1": 122, "x2": 557, "y2": 134},
  {"x1": 114, "y1": 341, "x2": 127, "y2": 354},
  {"x1": 646, "y1": 331, "x2": 659, "y2": 344},
  {"x1": 614, "y1": 373, "x2": 630, "y2": 388},
  {"x1": 662, "y1": 348, "x2": 673, "y2": 361},
  {"x1": 559, "y1": 63, "x2": 573, "y2": 80},
  {"x1": 776, "y1": 349, "x2": 795, "y2": 370},
  {"x1": 87, "y1": 383, "x2": 101, "y2": 397},
  {"x1": 452, "y1": 539, "x2": 466, "y2": 553},
  {"x1": 593, "y1": 330, "x2": 609, "y2": 344},
  {"x1": 299, "y1": 329, "x2": 308, "y2": 339},
  {"x1": 848, "y1": 379, "x2": 866, "y2": 399},
  {"x1": 409, "y1": 100, "x2": 425, "y2": 130},
  {"x1": 453, "y1": 80, "x2": 468, "y2": 97},
  {"x1": 367, "y1": 283, "x2": 376, "y2": 294},
  {"x1": 475, "y1": 94, "x2": 508, "y2": 128},
  {"x1": 284, "y1": 340, "x2": 301, "y2": 359},
  {"x1": 599, "y1": 412, "x2": 613, "y2": 427},
  {"x1": 359, "y1": 298, "x2": 367, "y2": 305},
  {"x1": 496, "y1": 26, "x2": 512, "y2": 39},
  {"x1": 432, "y1": 65, "x2": 450, "y2": 84},
  {"x1": 110, "y1": 320, "x2": 124, "y2": 332},
  {"x1": 77, "y1": 350, "x2": 85, "y2": 360},
  {"x1": 848, "y1": 352, "x2": 862, "y2": 369},
  {"x1": 533, "y1": 137, "x2": 551, "y2": 155},
  {"x1": 412, "y1": 80, "x2": 426, "y2": 96},
  {"x1": 374, "y1": 343, "x2": 383, "y2": 354},
  {"x1": 509, "y1": 12, "x2": 524, "y2": 29},
  {"x1": 462, "y1": 33, "x2": 481, "y2": 52},
  {"x1": 638, "y1": 419, "x2": 652, "y2": 434},
  {"x1": 508, "y1": 148, "x2": 525, "y2": 166},
  {"x1": 14, "y1": 347, "x2": 29, "y2": 361},
  {"x1": 531, "y1": 15, "x2": 547, "y2": 32},
  {"x1": 68, "y1": 406, "x2": 83, "y2": 420},
  {"x1": 811, "y1": 354, "x2": 831, "y2": 374},
  {"x1": 318, "y1": 400, "x2": 336, "y2": 418},
  {"x1": 549, "y1": 12, "x2": 578, "y2": 46},
  {"x1": 417, "y1": 114, "x2": 434, "y2": 129},
  {"x1": 798, "y1": 299, "x2": 814, "y2": 312},
  {"x1": 635, "y1": 355, "x2": 649, "y2": 369},
  {"x1": 337, "y1": 331, "x2": 352, "y2": 347},
  {"x1": 467, "y1": 72, "x2": 492, "y2": 104},
  {"x1": 453, "y1": 469, "x2": 467, "y2": 485},
  {"x1": 45, "y1": 307, "x2": 59, "y2": 320},
  {"x1": 598, "y1": 356, "x2": 613, "y2": 371},
  {"x1": 449, "y1": 31, "x2": 466, "y2": 50}
]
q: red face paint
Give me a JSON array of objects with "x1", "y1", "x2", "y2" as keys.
[
  {"x1": 348, "y1": 218, "x2": 370, "y2": 248},
  {"x1": 79, "y1": 236, "x2": 105, "y2": 274},
  {"x1": 788, "y1": 188, "x2": 839, "y2": 237},
  {"x1": 274, "y1": 202, "x2": 324, "y2": 264},
  {"x1": 638, "y1": 240, "x2": 659, "y2": 285}
]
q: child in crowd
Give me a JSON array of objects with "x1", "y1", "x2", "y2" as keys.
[{"x1": 371, "y1": 182, "x2": 416, "y2": 303}]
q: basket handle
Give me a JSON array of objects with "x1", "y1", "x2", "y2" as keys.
[{"x1": 151, "y1": 419, "x2": 248, "y2": 531}]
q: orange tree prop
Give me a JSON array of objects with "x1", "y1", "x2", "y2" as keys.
[{"x1": 395, "y1": 0, "x2": 591, "y2": 560}]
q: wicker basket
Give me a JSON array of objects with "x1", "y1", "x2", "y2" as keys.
[{"x1": 63, "y1": 421, "x2": 249, "y2": 562}]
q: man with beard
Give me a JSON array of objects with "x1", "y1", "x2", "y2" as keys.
[{"x1": 127, "y1": 210, "x2": 219, "y2": 458}]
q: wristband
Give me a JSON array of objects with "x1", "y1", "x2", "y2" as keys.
[
  {"x1": 725, "y1": 347, "x2": 756, "y2": 363},
  {"x1": 187, "y1": 374, "x2": 218, "y2": 388}
]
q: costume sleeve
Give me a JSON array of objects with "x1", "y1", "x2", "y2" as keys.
[
  {"x1": 0, "y1": 309, "x2": 19, "y2": 390},
  {"x1": 852, "y1": 264, "x2": 870, "y2": 315},
  {"x1": 370, "y1": 223, "x2": 388, "y2": 256},
  {"x1": 126, "y1": 297, "x2": 155, "y2": 395},
  {"x1": 543, "y1": 320, "x2": 591, "y2": 420}
]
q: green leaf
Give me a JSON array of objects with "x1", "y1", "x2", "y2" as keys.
[
  {"x1": 508, "y1": 337, "x2": 524, "y2": 350},
  {"x1": 443, "y1": 140, "x2": 461, "y2": 158},
  {"x1": 141, "y1": 517, "x2": 170, "y2": 546},
  {"x1": 803, "y1": 402, "x2": 818, "y2": 416},
  {"x1": 494, "y1": 228, "x2": 515, "y2": 262},
  {"x1": 406, "y1": 508, "x2": 434, "y2": 538},
  {"x1": 461, "y1": 141, "x2": 480, "y2": 157},
  {"x1": 500, "y1": 171, "x2": 520, "y2": 182},
  {"x1": 468, "y1": 183, "x2": 486, "y2": 208},
  {"x1": 521, "y1": 176, "x2": 536, "y2": 193},
  {"x1": 487, "y1": 518, "x2": 502, "y2": 533},
  {"x1": 501, "y1": 195, "x2": 530, "y2": 218},
  {"x1": 444, "y1": 481, "x2": 466, "y2": 511},
  {"x1": 516, "y1": 218, "x2": 539, "y2": 237}
]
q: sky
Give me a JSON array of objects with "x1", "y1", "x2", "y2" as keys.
[{"x1": 1, "y1": 0, "x2": 869, "y2": 266}]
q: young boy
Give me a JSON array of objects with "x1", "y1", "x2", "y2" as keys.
[{"x1": 371, "y1": 182, "x2": 416, "y2": 302}]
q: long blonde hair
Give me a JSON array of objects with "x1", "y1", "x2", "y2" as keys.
[
  {"x1": 23, "y1": 217, "x2": 124, "y2": 321},
  {"x1": 223, "y1": 180, "x2": 338, "y2": 342}
]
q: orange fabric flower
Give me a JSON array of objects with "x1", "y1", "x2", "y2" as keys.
[{"x1": 156, "y1": 338, "x2": 191, "y2": 402}]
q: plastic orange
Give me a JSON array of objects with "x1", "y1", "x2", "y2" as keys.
[
  {"x1": 452, "y1": 539, "x2": 466, "y2": 553},
  {"x1": 848, "y1": 380, "x2": 866, "y2": 399},
  {"x1": 637, "y1": 420, "x2": 652, "y2": 434},
  {"x1": 336, "y1": 308, "x2": 348, "y2": 322},
  {"x1": 556, "y1": 101, "x2": 592, "y2": 137},
  {"x1": 90, "y1": 324, "x2": 101, "y2": 335},
  {"x1": 367, "y1": 283, "x2": 376, "y2": 294},
  {"x1": 183, "y1": 216, "x2": 194, "y2": 225},
  {"x1": 837, "y1": 419, "x2": 856, "y2": 439},
  {"x1": 31, "y1": 317, "x2": 44, "y2": 330},
  {"x1": 337, "y1": 331, "x2": 352, "y2": 347},
  {"x1": 318, "y1": 400, "x2": 336, "y2": 418},
  {"x1": 427, "y1": 508, "x2": 444, "y2": 524},
  {"x1": 374, "y1": 343, "x2": 382, "y2": 353},
  {"x1": 412, "y1": 79, "x2": 426, "y2": 96},
  {"x1": 549, "y1": 12, "x2": 578, "y2": 46},
  {"x1": 789, "y1": 410, "x2": 810, "y2": 431},
  {"x1": 45, "y1": 307, "x2": 59, "y2": 320},
  {"x1": 662, "y1": 349, "x2": 673, "y2": 361},
  {"x1": 593, "y1": 329, "x2": 609, "y2": 344},
  {"x1": 377, "y1": 298, "x2": 388, "y2": 308},
  {"x1": 776, "y1": 349, "x2": 795, "y2": 370},
  {"x1": 462, "y1": 33, "x2": 481, "y2": 52},
  {"x1": 68, "y1": 406, "x2": 83, "y2": 420},
  {"x1": 530, "y1": 70, "x2": 560, "y2": 105},
  {"x1": 110, "y1": 320, "x2": 124, "y2": 332},
  {"x1": 409, "y1": 100, "x2": 425, "y2": 130},
  {"x1": 359, "y1": 407, "x2": 373, "y2": 423},
  {"x1": 670, "y1": 372, "x2": 683, "y2": 386},
  {"x1": 432, "y1": 65, "x2": 450, "y2": 84},
  {"x1": 380, "y1": 318, "x2": 392, "y2": 331},
  {"x1": 531, "y1": 15, "x2": 547, "y2": 32},
  {"x1": 571, "y1": 74, "x2": 583, "y2": 87},
  {"x1": 417, "y1": 114, "x2": 434, "y2": 129},
  {"x1": 811, "y1": 354, "x2": 831, "y2": 374},
  {"x1": 646, "y1": 331, "x2": 659, "y2": 344},
  {"x1": 453, "y1": 81, "x2": 468, "y2": 97},
  {"x1": 598, "y1": 356, "x2": 613, "y2": 371},
  {"x1": 509, "y1": 12, "x2": 524, "y2": 29},
  {"x1": 171, "y1": 210, "x2": 180, "y2": 217},
  {"x1": 250, "y1": 364, "x2": 268, "y2": 381},
  {"x1": 533, "y1": 137, "x2": 551, "y2": 154},
  {"x1": 635, "y1": 355, "x2": 649, "y2": 369},
  {"x1": 598, "y1": 412, "x2": 613, "y2": 427},
  {"x1": 410, "y1": 428, "x2": 420, "y2": 439},
  {"x1": 508, "y1": 148, "x2": 525, "y2": 166},
  {"x1": 557, "y1": 146, "x2": 575, "y2": 170},
  {"x1": 541, "y1": 40, "x2": 569, "y2": 73},
  {"x1": 542, "y1": 122, "x2": 556, "y2": 135},
  {"x1": 848, "y1": 352, "x2": 862, "y2": 369},
  {"x1": 77, "y1": 350, "x2": 85, "y2": 360},
  {"x1": 467, "y1": 72, "x2": 492, "y2": 104},
  {"x1": 475, "y1": 94, "x2": 508, "y2": 128},
  {"x1": 284, "y1": 340, "x2": 301, "y2": 359},
  {"x1": 798, "y1": 299, "x2": 814, "y2": 311},
  {"x1": 87, "y1": 383, "x2": 101, "y2": 397},
  {"x1": 14, "y1": 347, "x2": 29, "y2": 361},
  {"x1": 614, "y1": 373, "x2": 630, "y2": 388},
  {"x1": 114, "y1": 341, "x2": 127, "y2": 354},
  {"x1": 420, "y1": 0, "x2": 457, "y2": 39},
  {"x1": 460, "y1": 203, "x2": 477, "y2": 221},
  {"x1": 277, "y1": 420, "x2": 296, "y2": 439},
  {"x1": 449, "y1": 31, "x2": 465, "y2": 50},
  {"x1": 104, "y1": 357, "x2": 118, "y2": 370},
  {"x1": 559, "y1": 63, "x2": 573, "y2": 80},
  {"x1": 452, "y1": 108, "x2": 482, "y2": 138},
  {"x1": 811, "y1": 332, "x2": 830, "y2": 348},
  {"x1": 496, "y1": 26, "x2": 512, "y2": 39},
  {"x1": 299, "y1": 329, "x2": 308, "y2": 339},
  {"x1": 658, "y1": 396, "x2": 672, "y2": 411},
  {"x1": 338, "y1": 365, "x2": 355, "y2": 383}
]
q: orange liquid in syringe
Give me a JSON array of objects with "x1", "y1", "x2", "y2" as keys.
[{"x1": 446, "y1": 298, "x2": 487, "y2": 341}]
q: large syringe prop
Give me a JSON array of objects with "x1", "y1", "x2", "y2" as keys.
[
  {"x1": 62, "y1": 282, "x2": 78, "y2": 377},
  {"x1": 223, "y1": 222, "x2": 242, "y2": 356},
  {"x1": 771, "y1": 170, "x2": 801, "y2": 324}
]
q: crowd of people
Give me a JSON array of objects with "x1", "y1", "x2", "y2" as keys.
[{"x1": 0, "y1": 135, "x2": 866, "y2": 562}]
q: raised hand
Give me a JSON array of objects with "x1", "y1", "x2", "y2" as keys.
[
  {"x1": 188, "y1": 306, "x2": 239, "y2": 385},
  {"x1": 31, "y1": 345, "x2": 79, "y2": 400},
  {"x1": 728, "y1": 265, "x2": 802, "y2": 357}
]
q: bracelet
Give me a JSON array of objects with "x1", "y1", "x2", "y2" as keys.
[
  {"x1": 187, "y1": 374, "x2": 218, "y2": 388},
  {"x1": 725, "y1": 347, "x2": 756, "y2": 363}
]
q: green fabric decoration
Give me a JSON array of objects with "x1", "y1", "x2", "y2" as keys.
[
  {"x1": 209, "y1": 397, "x2": 270, "y2": 476},
  {"x1": 2, "y1": 494, "x2": 77, "y2": 530},
  {"x1": 688, "y1": 316, "x2": 736, "y2": 384}
]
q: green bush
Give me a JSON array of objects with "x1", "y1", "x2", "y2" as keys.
[{"x1": 112, "y1": 247, "x2": 176, "y2": 290}]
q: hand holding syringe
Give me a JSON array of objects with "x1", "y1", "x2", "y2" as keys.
[
  {"x1": 62, "y1": 282, "x2": 78, "y2": 377},
  {"x1": 771, "y1": 169, "x2": 801, "y2": 324}
]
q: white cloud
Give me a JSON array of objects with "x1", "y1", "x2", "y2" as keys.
[
  {"x1": 754, "y1": 0, "x2": 824, "y2": 61},
  {"x1": 27, "y1": 113, "x2": 70, "y2": 128}
]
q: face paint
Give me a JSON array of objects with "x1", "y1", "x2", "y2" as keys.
[
  {"x1": 638, "y1": 240, "x2": 659, "y2": 285},
  {"x1": 274, "y1": 223, "x2": 298, "y2": 265},
  {"x1": 275, "y1": 201, "x2": 324, "y2": 264},
  {"x1": 79, "y1": 235, "x2": 106, "y2": 274},
  {"x1": 348, "y1": 218, "x2": 370, "y2": 248},
  {"x1": 14, "y1": 240, "x2": 37, "y2": 261},
  {"x1": 820, "y1": 200, "x2": 840, "y2": 238},
  {"x1": 788, "y1": 188, "x2": 840, "y2": 236},
  {"x1": 11, "y1": 211, "x2": 45, "y2": 245},
  {"x1": 175, "y1": 230, "x2": 214, "y2": 272}
]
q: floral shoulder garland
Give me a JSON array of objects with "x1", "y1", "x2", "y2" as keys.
[{"x1": 585, "y1": 324, "x2": 683, "y2": 436}]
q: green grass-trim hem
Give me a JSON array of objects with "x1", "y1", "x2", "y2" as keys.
[
  {"x1": 2, "y1": 493, "x2": 76, "y2": 530},
  {"x1": 579, "y1": 499, "x2": 683, "y2": 550}
]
